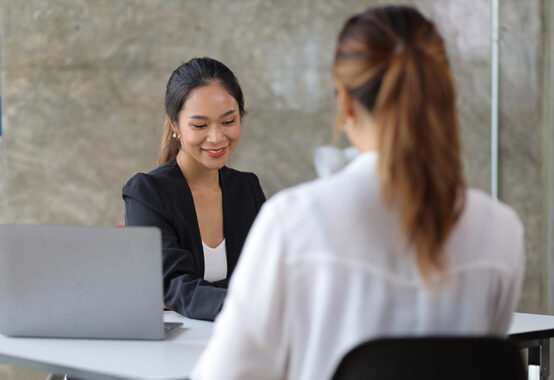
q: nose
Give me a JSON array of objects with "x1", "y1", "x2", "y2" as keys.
[{"x1": 206, "y1": 126, "x2": 223, "y2": 144}]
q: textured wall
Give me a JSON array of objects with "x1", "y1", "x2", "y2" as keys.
[
  {"x1": 543, "y1": 0, "x2": 554, "y2": 317},
  {"x1": 498, "y1": 0, "x2": 549, "y2": 313},
  {"x1": 0, "y1": 0, "x2": 550, "y2": 318}
]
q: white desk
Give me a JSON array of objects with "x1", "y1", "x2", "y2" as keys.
[
  {"x1": 0, "y1": 311, "x2": 210, "y2": 380},
  {"x1": 509, "y1": 312, "x2": 554, "y2": 380},
  {"x1": 510, "y1": 312, "x2": 554, "y2": 337},
  {"x1": 0, "y1": 312, "x2": 552, "y2": 380}
]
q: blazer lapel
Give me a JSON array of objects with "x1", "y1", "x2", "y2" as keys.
[
  {"x1": 219, "y1": 167, "x2": 240, "y2": 276},
  {"x1": 170, "y1": 159, "x2": 205, "y2": 275}
]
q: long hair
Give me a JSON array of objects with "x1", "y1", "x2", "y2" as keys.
[
  {"x1": 334, "y1": 6, "x2": 465, "y2": 282},
  {"x1": 158, "y1": 57, "x2": 245, "y2": 165}
]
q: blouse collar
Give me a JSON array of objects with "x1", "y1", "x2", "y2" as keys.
[{"x1": 342, "y1": 150, "x2": 378, "y2": 176}]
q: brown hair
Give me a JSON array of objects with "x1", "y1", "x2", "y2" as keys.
[
  {"x1": 159, "y1": 114, "x2": 179, "y2": 165},
  {"x1": 334, "y1": 6, "x2": 465, "y2": 281},
  {"x1": 158, "y1": 57, "x2": 246, "y2": 165}
]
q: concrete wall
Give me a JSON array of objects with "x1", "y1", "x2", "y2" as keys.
[
  {"x1": 0, "y1": 0, "x2": 550, "y2": 317},
  {"x1": 498, "y1": 0, "x2": 549, "y2": 314}
]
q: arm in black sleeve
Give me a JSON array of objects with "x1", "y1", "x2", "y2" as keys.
[{"x1": 123, "y1": 174, "x2": 226, "y2": 321}]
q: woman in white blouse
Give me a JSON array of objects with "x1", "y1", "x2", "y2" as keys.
[{"x1": 192, "y1": 5, "x2": 525, "y2": 379}]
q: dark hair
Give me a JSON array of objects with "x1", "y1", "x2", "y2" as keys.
[
  {"x1": 158, "y1": 57, "x2": 245, "y2": 165},
  {"x1": 334, "y1": 6, "x2": 465, "y2": 282}
]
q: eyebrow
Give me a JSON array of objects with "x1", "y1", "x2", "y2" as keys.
[{"x1": 189, "y1": 109, "x2": 236, "y2": 120}]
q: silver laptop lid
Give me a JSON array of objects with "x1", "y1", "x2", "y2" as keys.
[{"x1": 0, "y1": 224, "x2": 165, "y2": 339}]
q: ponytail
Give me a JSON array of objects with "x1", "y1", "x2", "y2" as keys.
[
  {"x1": 157, "y1": 114, "x2": 180, "y2": 165},
  {"x1": 375, "y1": 45, "x2": 464, "y2": 281},
  {"x1": 334, "y1": 5, "x2": 465, "y2": 282}
]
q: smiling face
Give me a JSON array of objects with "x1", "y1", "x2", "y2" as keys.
[{"x1": 173, "y1": 82, "x2": 241, "y2": 171}]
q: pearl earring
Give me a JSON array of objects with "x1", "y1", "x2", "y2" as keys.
[{"x1": 172, "y1": 132, "x2": 180, "y2": 139}]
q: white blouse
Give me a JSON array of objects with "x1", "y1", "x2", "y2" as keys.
[
  {"x1": 192, "y1": 151, "x2": 525, "y2": 380},
  {"x1": 202, "y1": 239, "x2": 227, "y2": 282}
]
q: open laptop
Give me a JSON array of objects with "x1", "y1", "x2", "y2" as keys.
[{"x1": 0, "y1": 224, "x2": 181, "y2": 340}]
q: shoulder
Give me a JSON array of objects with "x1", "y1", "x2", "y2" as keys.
[
  {"x1": 457, "y1": 188, "x2": 524, "y2": 266},
  {"x1": 122, "y1": 159, "x2": 180, "y2": 198},
  {"x1": 220, "y1": 167, "x2": 264, "y2": 201},
  {"x1": 465, "y1": 188, "x2": 523, "y2": 234},
  {"x1": 221, "y1": 167, "x2": 260, "y2": 186},
  {"x1": 268, "y1": 164, "x2": 371, "y2": 216},
  {"x1": 261, "y1": 177, "x2": 327, "y2": 228},
  {"x1": 147, "y1": 158, "x2": 179, "y2": 178}
]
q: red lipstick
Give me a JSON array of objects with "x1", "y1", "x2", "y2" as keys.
[{"x1": 203, "y1": 147, "x2": 227, "y2": 158}]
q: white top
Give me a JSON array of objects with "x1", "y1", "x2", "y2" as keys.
[
  {"x1": 202, "y1": 239, "x2": 227, "y2": 282},
  {"x1": 192, "y1": 151, "x2": 525, "y2": 380}
]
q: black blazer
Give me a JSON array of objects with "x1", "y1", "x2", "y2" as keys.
[{"x1": 122, "y1": 158, "x2": 265, "y2": 321}]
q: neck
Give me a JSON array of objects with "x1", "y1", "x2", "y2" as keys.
[
  {"x1": 176, "y1": 151, "x2": 220, "y2": 190},
  {"x1": 351, "y1": 102, "x2": 378, "y2": 152}
]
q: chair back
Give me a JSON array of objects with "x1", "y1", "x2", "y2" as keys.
[{"x1": 332, "y1": 336, "x2": 526, "y2": 380}]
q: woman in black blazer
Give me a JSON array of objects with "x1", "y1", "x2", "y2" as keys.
[{"x1": 122, "y1": 58, "x2": 265, "y2": 321}]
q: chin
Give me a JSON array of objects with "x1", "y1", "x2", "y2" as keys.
[{"x1": 203, "y1": 158, "x2": 229, "y2": 170}]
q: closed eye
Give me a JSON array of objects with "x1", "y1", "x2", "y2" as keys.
[
  {"x1": 192, "y1": 124, "x2": 207, "y2": 129},
  {"x1": 222, "y1": 119, "x2": 235, "y2": 126}
]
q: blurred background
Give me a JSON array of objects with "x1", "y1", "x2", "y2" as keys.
[{"x1": 0, "y1": 0, "x2": 552, "y2": 377}]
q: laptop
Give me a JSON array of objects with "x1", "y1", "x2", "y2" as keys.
[{"x1": 0, "y1": 224, "x2": 181, "y2": 340}]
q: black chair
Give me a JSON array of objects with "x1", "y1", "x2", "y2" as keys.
[{"x1": 332, "y1": 336, "x2": 527, "y2": 380}]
